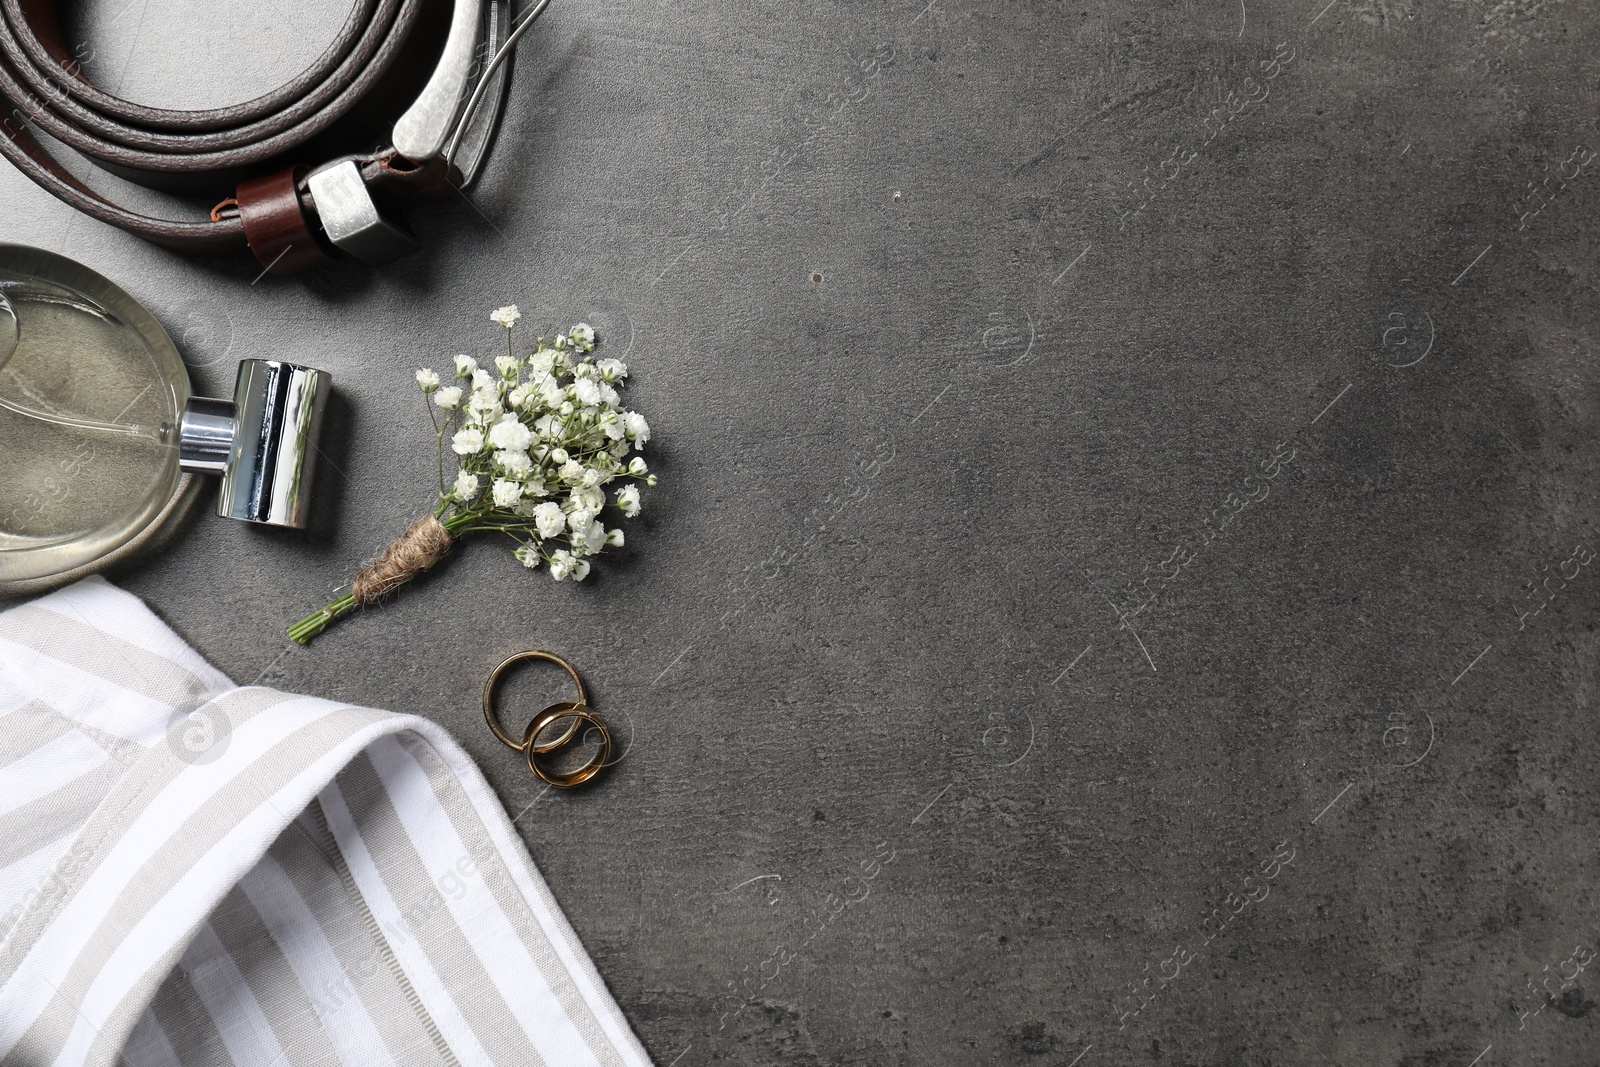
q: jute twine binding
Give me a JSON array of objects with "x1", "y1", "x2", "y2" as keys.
[{"x1": 350, "y1": 515, "x2": 454, "y2": 605}]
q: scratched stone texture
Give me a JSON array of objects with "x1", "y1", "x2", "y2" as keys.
[{"x1": 5, "y1": 0, "x2": 1600, "y2": 1063}]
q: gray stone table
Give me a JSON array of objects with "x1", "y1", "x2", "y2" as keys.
[{"x1": 5, "y1": 0, "x2": 1599, "y2": 1063}]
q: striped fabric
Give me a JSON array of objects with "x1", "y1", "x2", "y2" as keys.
[{"x1": 0, "y1": 577, "x2": 652, "y2": 1067}]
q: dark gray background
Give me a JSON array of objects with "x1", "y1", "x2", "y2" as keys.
[{"x1": 6, "y1": 0, "x2": 1600, "y2": 1063}]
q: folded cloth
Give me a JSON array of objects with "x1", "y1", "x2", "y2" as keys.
[{"x1": 0, "y1": 577, "x2": 653, "y2": 1067}]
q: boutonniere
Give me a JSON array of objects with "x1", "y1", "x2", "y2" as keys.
[{"x1": 289, "y1": 306, "x2": 656, "y2": 645}]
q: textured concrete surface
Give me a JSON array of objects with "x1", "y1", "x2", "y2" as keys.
[{"x1": 6, "y1": 0, "x2": 1600, "y2": 1063}]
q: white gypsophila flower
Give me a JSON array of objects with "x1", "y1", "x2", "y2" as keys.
[
  {"x1": 540, "y1": 380, "x2": 564, "y2": 407},
  {"x1": 615, "y1": 483, "x2": 641, "y2": 517},
  {"x1": 453, "y1": 470, "x2": 481, "y2": 501},
  {"x1": 491, "y1": 478, "x2": 522, "y2": 508},
  {"x1": 567, "y1": 508, "x2": 596, "y2": 534},
  {"x1": 628, "y1": 456, "x2": 648, "y2": 476},
  {"x1": 574, "y1": 361, "x2": 599, "y2": 381},
  {"x1": 454, "y1": 354, "x2": 477, "y2": 377},
  {"x1": 599, "y1": 383, "x2": 621, "y2": 408},
  {"x1": 597, "y1": 358, "x2": 627, "y2": 381},
  {"x1": 571, "y1": 558, "x2": 591, "y2": 581},
  {"x1": 529, "y1": 349, "x2": 557, "y2": 375},
  {"x1": 550, "y1": 447, "x2": 569, "y2": 465},
  {"x1": 553, "y1": 334, "x2": 567, "y2": 350},
  {"x1": 514, "y1": 497, "x2": 541, "y2": 517},
  {"x1": 581, "y1": 467, "x2": 603, "y2": 488},
  {"x1": 571, "y1": 323, "x2": 596, "y2": 348},
  {"x1": 433, "y1": 386, "x2": 463, "y2": 410},
  {"x1": 468, "y1": 386, "x2": 502, "y2": 416},
  {"x1": 597, "y1": 411, "x2": 625, "y2": 440},
  {"x1": 525, "y1": 476, "x2": 550, "y2": 498},
  {"x1": 580, "y1": 518, "x2": 606, "y2": 554},
  {"x1": 494, "y1": 449, "x2": 533, "y2": 478},
  {"x1": 606, "y1": 527, "x2": 625, "y2": 547},
  {"x1": 513, "y1": 543, "x2": 540, "y2": 569},
  {"x1": 574, "y1": 485, "x2": 605, "y2": 511},
  {"x1": 533, "y1": 501, "x2": 566, "y2": 539},
  {"x1": 549, "y1": 550, "x2": 575, "y2": 580},
  {"x1": 560, "y1": 458, "x2": 586, "y2": 484},
  {"x1": 451, "y1": 427, "x2": 485, "y2": 455},
  {"x1": 416, "y1": 368, "x2": 440, "y2": 391},
  {"x1": 509, "y1": 382, "x2": 536, "y2": 410},
  {"x1": 488, "y1": 414, "x2": 533, "y2": 452},
  {"x1": 624, "y1": 411, "x2": 650, "y2": 446},
  {"x1": 490, "y1": 304, "x2": 521, "y2": 328},
  {"x1": 471, "y1": 368, "x2": 495, "y2": 392},
  {"x1": 496, "y1": 355, "x2": 520, "y2": 380},
  {"x1": 559, "y1": 401, "x2": 575, "y2": 417}
]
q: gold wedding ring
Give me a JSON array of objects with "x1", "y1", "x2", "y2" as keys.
[
  {"x1": 522, "y1": 703, "x2": 611, "y2": 788},
  {"x1": 482, "y1": 650, "x2": 613, "y2": 788}
]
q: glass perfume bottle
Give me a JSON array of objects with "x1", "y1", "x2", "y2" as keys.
[{"x1": 0, "y1": 245, "x2": 331, "y2": 590}]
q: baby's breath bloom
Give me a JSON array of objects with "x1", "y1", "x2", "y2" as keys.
[
  {"x1": 624, "y1": 411, "x2": 650, "y2": 446},
  {"x1": 514, "y1": 543, "x2": 541, "y2": 568},
  {"x1": 580, "y1": 518, "x2": 606, "y2": 553},
  {"x1": 496, "y1": 355, "x2": 520, "y2": 380},
  {"x1": 454, "y1": 354, "x2": 477, "y2": 377},
  {"x1": 533, "y1": 501, "x2": 566, "y2": 539},
  {"x1": 615, "y1": 484, "x2": 641, "y2": 517},
  {"x1": 627, "y1": 456, "x2": 648, "y2": 476},
  {"x1": 451, "y1": 427, "x2": 485, "y2": 455},
  {"x1": 597, "y1": 358, "x2": 627, "y2": 381},
  {"x1": 573, "y1": 378, "x2": 602, "y2": 406},
  {"x1": 433, "y1": 386, "x2": 463, "y2": 410},
  {"x1": 494, "y1": 450, "x2": 533, "y2": 478},
  {"x1": 606, "y1": 528, "x2": 625, "y2": 547},
  {"x1": 488, "y1": 414, "x2": 533, "y2": 452},
  {"x1": 416, "y1": 368, "x2": 440, "y2": 391},
  {"x1": 571, "y1": 323, "x2": 596, "y2": 348},
  {"x1": 570, "y1": 558, "x2": 591, "y2": 581},
  {"x1": 573, "y1": 485, "x2": 605, "y2": 511},
  {"x1": 453, "y1": 471, "x2": 480, "y2": 501},
  {"x1": 560, "y1": 458, "x2": 586, "y2": 484},
  {"x1": 491, "y1": 479, "x2": 522, "y2": 508},
  {"x1": 490, "y1": 305, "x2": 521, "y2": 328},
  {"x1": 549, "y1": 550, "x2": 576, "y2": 580}
]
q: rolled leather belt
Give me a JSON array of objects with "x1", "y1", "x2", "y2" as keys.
[{"x1": 0, "y1": 0, "x2": 505, "y2": 275}]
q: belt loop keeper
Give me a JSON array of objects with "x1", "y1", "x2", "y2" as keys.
[{"x1": 235, "y1": 167, "x2": 334, "y2": 276}]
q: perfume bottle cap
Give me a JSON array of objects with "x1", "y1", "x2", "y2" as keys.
[{"x1": 178, "y1": 360, "x2": 333, "y2": 529}]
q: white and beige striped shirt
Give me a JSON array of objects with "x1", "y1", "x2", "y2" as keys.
[{"x1": 0, "y1": 576, "x2": 653, "y2": 1067}]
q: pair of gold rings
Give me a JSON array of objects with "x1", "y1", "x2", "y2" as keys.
[{"x1": 482, "y1": 651, "x2": 612, "y2": 788}]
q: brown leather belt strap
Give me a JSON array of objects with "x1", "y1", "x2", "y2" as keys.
[{"x1": 0, "y1": 0, "x2": 452, "y2": 271}]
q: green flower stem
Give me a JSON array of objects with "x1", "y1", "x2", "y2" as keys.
[{"x1": 286, "y1": 509, "x2": 480, "y2": 645}]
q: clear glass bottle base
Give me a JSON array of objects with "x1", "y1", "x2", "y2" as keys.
[{"x1": 0, "y1": 246, "x2": 190, "y2": 585}]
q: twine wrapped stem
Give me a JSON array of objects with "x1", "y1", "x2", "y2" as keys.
[{"x1": 288, "y1": 513, "x2": 465, "y2": 644}]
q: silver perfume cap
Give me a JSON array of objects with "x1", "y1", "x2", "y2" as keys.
[{"x1": 177, "y1": 360, "x2": 332, "y2": 528}]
